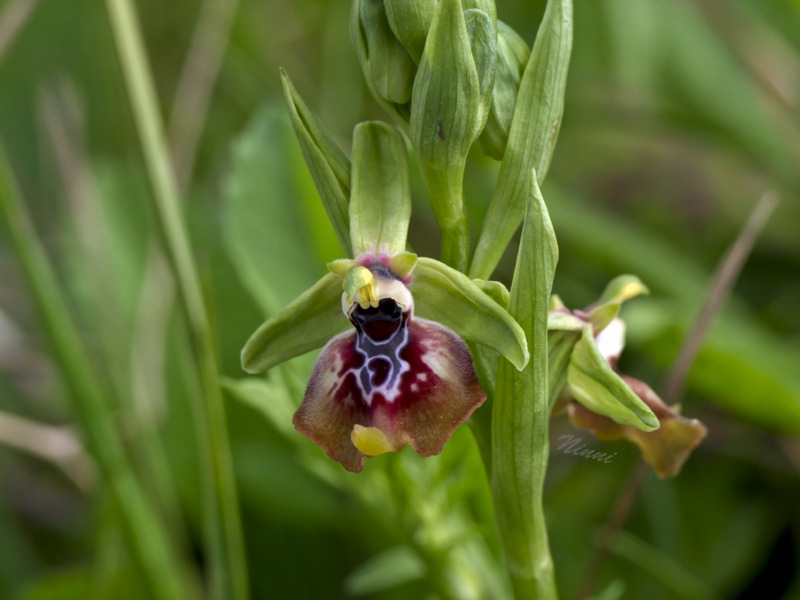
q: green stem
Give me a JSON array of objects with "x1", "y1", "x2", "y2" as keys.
[
  {"x1": 103, "y1": 2, "x2": 249, "y2": 599},
  {"x1": 491, "y1": 175, "x2": 558, "y2": 599},
  {"x1": 423, "y1": 164, "x2": 469, "y2": 272},
  {"x1": 0, "y1": 150, "x2": 194, "y2": 600}
]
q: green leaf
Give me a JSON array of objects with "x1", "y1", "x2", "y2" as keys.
[
  {"x1": 567, "y1": 326, "x2": 659, "y2": 430},
  {"x1": 491, "y1": 172, "x2": 558, "y2": 597},
  {"x1": 222, "y1": 107, "x2": 325, "y2": 314},
  {"x1": 471, "y1": 0, "x2": 572, "y2": 279},
  {"x1": 19, "y1": 569, "x2": 91, "y2": 600},
  {"x1": 223, "y1": 377, "x2": 297, "y2": 438},
  {"x1": 241, "y1": 273, "x2": 348, "y2": 373},
  {"x1": 343, "y1": 546, "x2": 427, "y2": 596},
  {"x1": 480, "y1": 21, "x2": 530, "y2": 159},
  {"x1": 281, "y1": 70, "x2": 352, "y2": 256},
  {"x1": 411, "y1": 257, "x2": 528, "y2": 370},
  {"x1": 349, "y1": 121, "x2": 411, "y2": 256}
]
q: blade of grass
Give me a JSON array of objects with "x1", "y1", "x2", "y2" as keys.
[
  {"x1": 103, "y1": 1, "x2": 249, "y2": 598},
  {"x1": 0, "y1": 409, "x2": 94, "y2": 491},
  {"x1": 662, "y1": 191, "x2": 779, "y2": 405},
  {"x1": 0, "y1": 0, "x2": 40, "y2": 64},
  {"x1": 0, "y1": 148, "x2": 194, "y2": 600},
  {"x1": 169, "y1": 0, "x2": 240, "y2": 192}
]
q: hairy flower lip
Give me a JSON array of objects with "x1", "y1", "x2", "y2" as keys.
[{"x1": 293, "y1": 259, "x2": 487, "y2": 472}]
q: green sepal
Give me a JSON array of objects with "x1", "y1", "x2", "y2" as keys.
[
  {"x1": 472, "y1": 278, "x2": 509, "y2": 308},
  {"x1": 480, "y1": 21, "x2": 530, "y2": 159},
  {"x1": 587, "y1": 274, "x2": 649, "y2": 333},
  {"x1": 470, "y1": 0, "x2": 572, "y2": 279},
  {"x1": 241, "y1": 273, "x2": 348, "y2": 373},
  {"x1": 384, "y1": 0, "x2": 436, "y2": 63},
  {"x1": 567, "y1": 327, "x2": 659, "y2": 431},
  {"x1": 350, "y1": 121, "x2": 412, "y2": 256},
  {"x1": 548, "y1": 329, "x2": 580, "y2": 409},
  {"x1": 596, "y1": 274, "x2": 649, "y2": 306},
  {"x1": 351, "y1": 0, "x2": 414, "y2": 124},
  {"x1": 411, "y1": 257, "x2": 528, "y2": 370},
  {"x1": 280, "y1": 70, "x2": 352, "y2": 257},
  {"x1": 549, "y1": 294, "x2": 567, "y2": 311}
]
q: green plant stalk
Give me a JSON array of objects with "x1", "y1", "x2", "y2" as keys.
[
  {"x1": 0, "y1": 150, "x2": 193, "y2": 600},
  {"x1": 103, "y1": 1, "x2": 249, "y2": 599},
  {"x1": 421, "y1": 163, "x2": 470, "y2": 272},
  {"x1": 491, "y1": 175, "x2": 558, "y2": 599}
]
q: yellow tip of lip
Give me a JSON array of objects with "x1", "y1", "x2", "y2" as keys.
[{"x1": 351, "y1": 425, "x2": 396, "y2": 456}]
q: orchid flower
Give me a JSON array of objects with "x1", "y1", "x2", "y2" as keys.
[
  {"x1": 549, "y1": 276, "x2": 707, "y2": 478},
  {"x1": 241, "y1": 119, "x2": 528, "y2": 472}
]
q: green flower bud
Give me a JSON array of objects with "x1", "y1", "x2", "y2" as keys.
[
  {"x1": 384, "y1": 0, "x2": 437, "y2": 64},
  {"x1": 410, "y1": 0, "x2": 496, "y2": 269},
  {"x1": 351, "y1": 0, "x2": 417, "y2": 120},
  {"x1": 480, "y1": 21, "x2": 530, "y2": 159},
  {"x1": 465, "y1": 9, "x2": 497, "y2": 126}
]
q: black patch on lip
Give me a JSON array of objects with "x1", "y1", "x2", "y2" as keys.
[{"x1": 351, "y1": 298, "x2": 403, "y2": 342}]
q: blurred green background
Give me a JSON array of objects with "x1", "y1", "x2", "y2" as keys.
[{"x1": 1, "y1": 0, "x2": 799, "y2": 598}]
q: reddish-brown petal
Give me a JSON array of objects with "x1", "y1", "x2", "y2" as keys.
[
  {"x1": 293, "y1": 315, "x2": 486, "y2": 472},
  {"x1": 373, "y1": 317, "x2": 486, "y2": 457},
  {"x1": 568, "y1": 376, "x2": 707, "y2": 478},
  {"x1": 293, "y1": 330, "x2": 371, "y2": 472}
]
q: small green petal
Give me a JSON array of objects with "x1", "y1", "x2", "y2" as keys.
[
  {"x1": 350, "y1": 121, "x2": 412, "y2": 256},
  {"x1": 567, "y1": 327, "x2": 659, "y2": 431},
  {"x1": 241, "y1": 273, "x2": 348, "y2": 373},
  {"x1": 327, "y1": 259, "x2": 354, "y2": 278},
  {"x1": 280, "y1": 70, "x2": 352, "y2": 256},
  {"x1": 385, "y1": 251, "x2": 418, "y2": 280},
  {"x1": 411, "y1": 257, "x2": 528, "y2": 370}
]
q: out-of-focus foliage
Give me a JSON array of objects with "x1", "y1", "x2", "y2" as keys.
[{"x1": 1, "y1": 0, "x2": 799, "y2": 599}]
